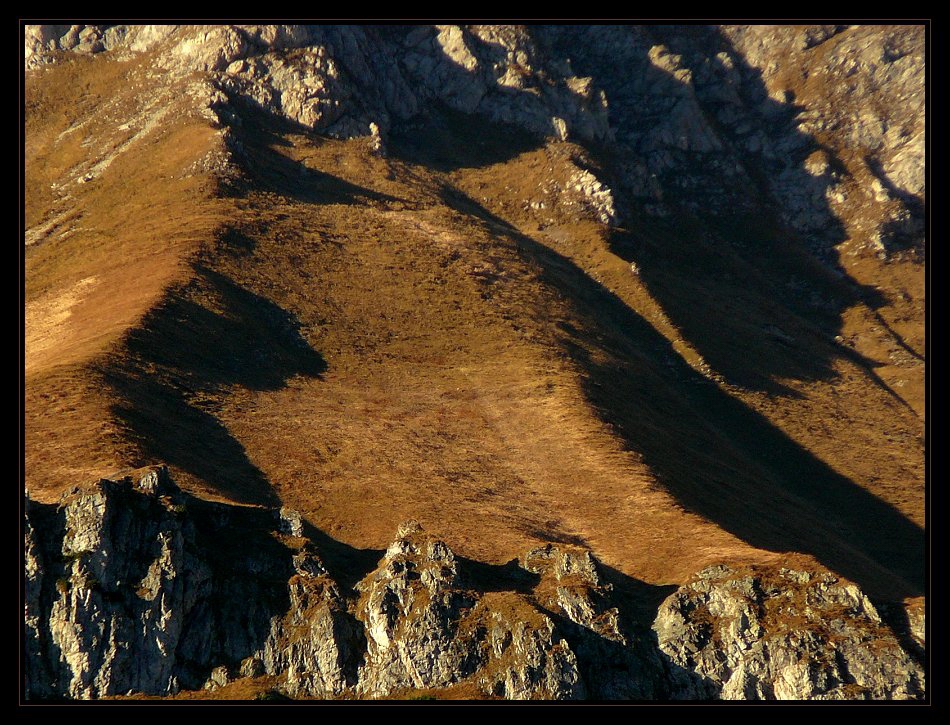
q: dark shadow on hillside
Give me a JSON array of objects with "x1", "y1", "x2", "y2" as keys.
[
  {"x1": 872, "y1": 599, "x2": 926, "y2": 667},
  {"x1": 458, "y1": 556, "x2": 540, "y2": 596},
  {"x1": 219, "y1": 227, "x2": 257, "y2": 256},
  {"x1": 606, "y1": 220, "x2": 916, "y2": 415},
  {"x1": 522, "y1": 529, "x2": 590, "y2": 548},
  {"x1": 298, "y1": 519, "x2": 384, "y2": 594},
  {"x1": 863, "y1": 155, "x2": 926, "y2": 256},
  {"x1": 527, "y1": 561, "x2": 707, "y2": 699},
  {"x1": 124, "y1": 265, "x2": 326, "y2": 390},
  {"x1": 597, "y1": 563, "x2": 680, "y2": 631},
  {"x1": 388, "y1": 104, "x2": 544, "y2": 172},
  {"x1": 438, "y1": 185, "x2": 923, "y2": 601},
  {"x1": 103, "y1": 372, "x2": 278, "y2": 506},
  {"x1": 100, "y1": 265, "x2": 326, "y2": 506},
  {"x1": 221, "y1": 97, "x2": 412, "y2": 207},
  {"x1": 531, "y1": 26, "x2": 907, "y2": 399}
]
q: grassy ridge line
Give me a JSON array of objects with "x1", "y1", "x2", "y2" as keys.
[{"x1": 25, "y1": 52, "x2": 235, "y2": 500}]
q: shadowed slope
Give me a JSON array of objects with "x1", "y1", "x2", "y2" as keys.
[
  {"x1": 99, "y1": 263, "x2": 327, "y2": 507},
  {"x1": 430, "y1": 183, "x2": 924, "y2": 599},
  {"x1": 24, "y1": 51, "x2": 231, "y2": 501},
  {"x1": 25, "y1": 33, "x2": 923, "y2": 611}
]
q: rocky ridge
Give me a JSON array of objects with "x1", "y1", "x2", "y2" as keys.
[
  {"x1": 25, "y1": 23, "x2": 923, "y2": 257},
  {"x1": 24, "y1": 469, "x2": 925, "y2": 700}
]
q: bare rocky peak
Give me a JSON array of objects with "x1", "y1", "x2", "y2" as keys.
[{"x1": 654, "y1": 562, "x2": 925, "y2": 700}]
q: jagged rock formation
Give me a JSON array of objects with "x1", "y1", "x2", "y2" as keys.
[
  {"x1": 24, "y1": 469, "x2": 925, "y2": 701},
  {"x1": 354, "y1": 521, "x2": 485, "y2": 697},
  {"x1": 260, "y1": 547, "x2": 363, "y2": 697},
  {"x1": 24, "y1": 469, "x2": 294, "y2": 699},
  {"x1": 25, "y1": 470, "x2": 209, "y2": 699},
  {"x1": 26, "y1": 24, "x2": 611, "y2": 145},
  {"x1": 353, "y1": 520, "x2": 583, "y2": 700},
  {"x1": 654, "y1": 563, "x2": 925, "y2": 700}
]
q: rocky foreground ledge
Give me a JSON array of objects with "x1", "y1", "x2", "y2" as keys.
[{"x1": 23, "y1": 468, "x2": 924, "y2": 701}]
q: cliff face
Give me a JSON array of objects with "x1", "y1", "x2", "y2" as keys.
[
  {"x1": 24, "y1": 23, "x2": 926, "y2": 701},
  {"x1": 24, "y1": 469, "x2": 285, "y2": 699},
  {"x1": 24, "y1": 469, "x2": 924, "y2": 700}
]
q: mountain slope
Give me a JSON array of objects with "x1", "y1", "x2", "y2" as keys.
[{"x1": 23, "y1": 23, "x2": 926, "y2": 701}]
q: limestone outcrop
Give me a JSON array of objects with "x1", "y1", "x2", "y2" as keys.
[
  {"x1": 23, "y1": 469, "x2": 298, "y2": 698},
  {"x1": 25, "y1": 470, "x2": 210, "y2": 699},
  {"x1": 23, "y1": 469, "x2": 925, "y2": 700},
  {"x1": 654, "y1": 563, "x2": 925, "y2": 700}
]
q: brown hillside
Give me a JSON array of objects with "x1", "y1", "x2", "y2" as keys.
[{"x1": 24, "y1": 31, "x2": 924, "y2": 615}]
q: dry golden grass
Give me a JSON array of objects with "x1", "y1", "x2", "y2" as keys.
[
  {"x1": 24, "y1": 51, "x2": 233, "y2": 500},
  {"x1": 25, "y1": 46, "x2": 923, "y2": 630}
]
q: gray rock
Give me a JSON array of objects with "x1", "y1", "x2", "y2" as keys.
[
  {"x1": 26, "y1": 23, "x2": 923, "y2": 252},
  {"x1": 521, "y1": 543, "x2": 665, "y2": 699},
  {"x1": 354, "y1": 524, "x2": 591, "y2": 699},
  {"x1": 354, "y1": 522, "x2": 480, "y2": 696},
  {"x1": 278, "y1": 507, "x2": 304, "y2": 537},
  {"x1": 474, "y1": 602, "x2": 586, "y2": 700},
  {"x1": 23, "y1": 473, "x2": 924, "y2": 700},
  {"x1": 262, "y1": 566, "x2": 362, "y2": 697},
  {"x1": 653, "y1": 562, "x2": 925, "y2": 700},
  {"x1": 204, "y1": 665, "x2": 231, "y2": 690},
  {"x1": 26, "y1": 469, "x2": 211, "y2": 698}
]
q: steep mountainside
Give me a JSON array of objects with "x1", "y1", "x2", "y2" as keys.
[{"x1": 23, "y1": 24, "x2": 926, "y2": 701}]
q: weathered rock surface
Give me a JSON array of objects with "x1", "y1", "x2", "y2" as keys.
[
  {"x1": 260, "y1": 546, "x2": 363, "y2": 697},
  {"x1": 520, "y1": 544, "x2": 665, "y2": 699},
  {"x1": 719, "y1": 24, "x2": 925, "y2": 257},
  {"x1": 24, "y1": 22, "x2": 926, "y2": 701},
  {"x1": 654, "y1": 563, "x2": 926, "y2": 700},
  {"x1": 25, "y1": 23, "x2": 923, "y2": 262},
  {"x1": 25, "y1": 24, "x2": 610, "y2": 146},
  {"x1": 354, "y1": 521, "x2": 482, "y2": 696},
  {"x1": 23, "y1": 469, "x2": 925, "y2": 700},
  {"x1": 354, "y1": 521, "x2": 586, "y2": 700},
  {"x1": 24, "y1": 470, "x2": 210, "y2": 699},
  {"x1": 24, "y1": 468, "x2": 295, "y2": 699}
]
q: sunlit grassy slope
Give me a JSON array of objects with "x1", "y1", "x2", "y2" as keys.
[{"x1": 24, "y1": 53, "x2": 924, "y2": 608}]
